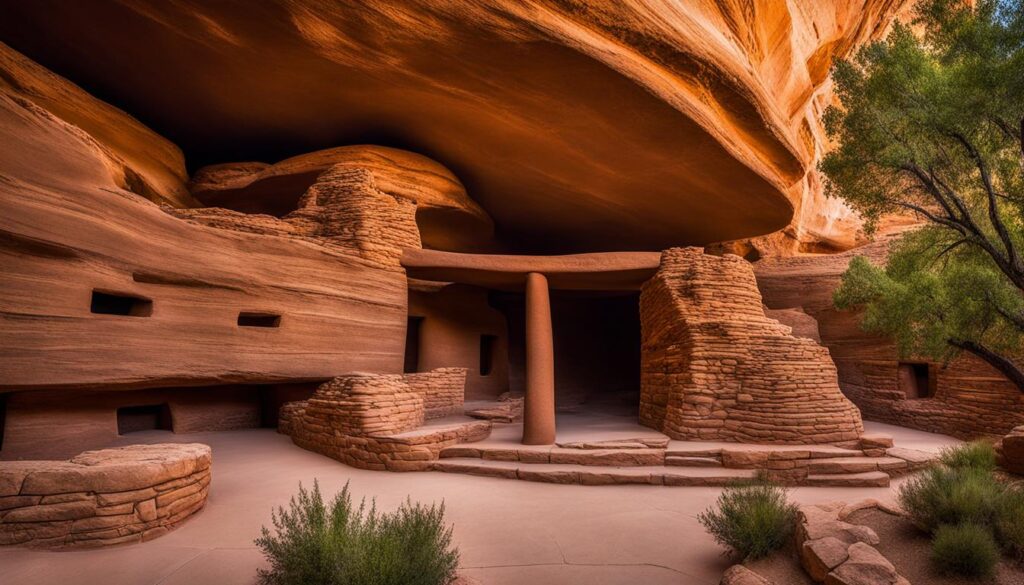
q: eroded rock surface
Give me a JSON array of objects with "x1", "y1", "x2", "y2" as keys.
[{"x1": 0, "y1": 1, "x2": 912, "y2": 252}]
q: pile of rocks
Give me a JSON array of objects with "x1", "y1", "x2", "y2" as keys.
[
  {"x1": 797, "y1": 501, "x2": 908, "y2": 585},
  {"x1": 0, "y1": 443, "x2": 211, "y2": 548}
]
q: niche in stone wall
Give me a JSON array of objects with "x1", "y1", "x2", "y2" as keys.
[
  {"x1": 237, "y1": 312, "x2": 281, "y2": 328},
  {"x1": 90, "y1": 290, "x2": 153, "y2": 316},
  {"x1": 898, "y1": 362, "x2": 934, "y2": 399},
  {"x1": 117, "y1": 403, "x2": 173, "y2": 434}
]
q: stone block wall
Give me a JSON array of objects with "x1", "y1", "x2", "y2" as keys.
[
  {"x1": 639, "y1": 247, "x2": 863, "y2": 444},
  {"x1": 280, "y1": 371, "x2": 488, "y2": 471},
  {"x1": 0, "y1": 443, "x2": 211, "y2": 548},
  {"x1": 300, "y1": 374, "x2": 425, "y2": 437},
  {"x1": 755, "y1": 238, "x2": 1024, "y2": 440},
  {"x1": 405, "y1": 367, "x2": 467, "y2": 419}
]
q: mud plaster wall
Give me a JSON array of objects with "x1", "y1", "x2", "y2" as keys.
[{"x1": 408, "y1": 285, "x2": 509, "y2": 400}]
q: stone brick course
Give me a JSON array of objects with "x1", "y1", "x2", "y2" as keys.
[
  {"x1": 0, "y1": 443, "x2": 211, "y2": 548},
  {"x1": 279, "y1": 371, "x2": 487, "y2": 471},
  {"x1": 404, "y1": 367, "x2": 467, "y2": 419},
  {"x1": 640, "y1": 248, "x2": 863, "y2": 444}
]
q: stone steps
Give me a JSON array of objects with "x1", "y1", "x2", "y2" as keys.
[
  {"x1": 438, "y1": 446, "x2": 665, "y2": 466},
  {"x1": 803, "y1": 471, "x2": 891, "y2": 488},
  {"x1": 665, "y1": 455, "x2": 722, "y2": 467},
  {"x1": 807, "y1": 456, "x2": 907, "y2": 475},
  {"x1": 431, "y1": 458, "x2": 759, "y2": 486}
]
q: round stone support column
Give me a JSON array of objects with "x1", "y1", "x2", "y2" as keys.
[{"x1": 523, "y1": 271, "x2": 556, "y2": 445}]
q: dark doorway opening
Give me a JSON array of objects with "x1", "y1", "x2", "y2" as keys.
[
  {"x1": 117, "y1": 404, "x2": 172, "y2": 434},
  {"x1": 494, "y1": 291, "x2": 641, "y2": 415},
  {"x1": 479, "y1": 334, "x2": 497, "y2": 376},
  {"x1": 404, "y1": 316, "x2": 424, "y2": 373},
  {"x1": 91, "y1": 290, "x2": 152, "y2": 316},
  {"x1": 898, "y1": 362, "x2": 934, "y2": 399}
]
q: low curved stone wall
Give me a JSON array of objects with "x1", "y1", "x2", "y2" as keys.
[{"x1": 0, "y1": 443, "x2": 211, "y2": 548}]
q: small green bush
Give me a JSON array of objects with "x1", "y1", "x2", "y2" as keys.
[
  {"x1": 939, "y1": 442, "x2": 998, "y2": 472},
  {"x1": 255, "y1": 481, "x2": 459, "y2": 585},
  {"x1": 931, "y1": 523, "x2": 1000, "y2": 578},
  {"x1": 898, "y1": 466, "x2": 1005, "y2": 533},
  {"x1": 697, "y1": 481, "x2": 798, "y2": 561},
  {"x1": 996, "y1": 486, "x2": 1024, "y2": 560}
]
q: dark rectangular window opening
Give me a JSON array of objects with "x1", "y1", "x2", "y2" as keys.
[
  {"x1": 898, "y1": 362, "x2": 934, "y2": 399},
  {"x1": 91, "y1": 290, "x2": 152, "y2": 317},
  {"x1": 238, "y1": 312, "x2": 281, "y2": 328},
  {"x1": 117, "y1": 404, "x2": 172, "y2": 434},
  {"x1": 480, "y1": 334, "x2": 497, "y2": 376},
  {"x1": 404, "y1": 316, "x2": 423, "y2": 374},
  {"x1": 0, "y1": 393, "x2": 6, "y2": 451}
]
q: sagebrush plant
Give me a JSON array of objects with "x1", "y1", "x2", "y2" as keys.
[
  {"x1": 697, "y1": 481, "x2": 798, "y2": 561},
  {"x1": 939, "y1": 441, "x2": 998, "y2": 472},
  {"x1": 898, "y1": 466, "x2": 1005, "y2": 533},
  {"x1": 931, "y1": 523, "x2": 1000, "y2": 578},
  {"x1": 255, "y1": 480, "x2": 459, "y2": 585},
  {"x1": 996, "y1": 486, "x2": 1024, "y2": 560}
]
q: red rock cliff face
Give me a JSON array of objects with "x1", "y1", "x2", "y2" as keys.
[{"x1": 0, "y1": 0, "x2": 909, "y2": 253}]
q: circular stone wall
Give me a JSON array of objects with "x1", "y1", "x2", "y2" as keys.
[{"x1": 0, "y1": 443, "x2": 211, "y2": 548}]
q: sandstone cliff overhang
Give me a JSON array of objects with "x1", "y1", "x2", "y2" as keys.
[{"x1": 0, "y1": 1, "x2": 908, "y2": 252}]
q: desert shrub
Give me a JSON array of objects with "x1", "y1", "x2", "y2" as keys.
[
  {"x1": 939, "y1": 442, "x2": 998, "y2": 472},
  {"x1": 932, "y1": 523, "x2": 1000, "y2": 578},
  {"x1": 697, "y1": 481, "x2": 798, "y2": 561},
  {"x1": 255, "y1": 480, "x2": 459, "y2": 585},
  {"x1": 899, "y1": 466, "x2": 1005, "y2": 533},
  {"x1": 996, "y1": 486, "x2": 1024, "y2": 560}
]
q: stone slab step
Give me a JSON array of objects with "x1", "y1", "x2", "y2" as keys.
[
  {"x1": 431, "y1": 459, "x2": 758, "y2": 486},
  {"x1": 665, "y1": 456, "x2": 722, "y2": 467},
  {"x1": 803, "y1": 471, "x2": 890, "y2": 488},
  {"x1": 438, "y1": 446, "x2": 665, "y2": 466},
  {"x1": 808, "y1": 457, "x2": 907, "y2": 475}
]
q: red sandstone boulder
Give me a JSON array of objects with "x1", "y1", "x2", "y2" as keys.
[
  {"x1": 721, "y1": 565, "x2": 772, "y2": 585},
  {"x1": 997, "y1": 425, "x2": 1024, "y2": 475}
]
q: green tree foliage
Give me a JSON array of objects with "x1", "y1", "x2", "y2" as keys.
[
  {"x1": 824, "y1": 0, "x2": 1024, "y2": 387},
  {"x1": 255, "y1": 481, "x2": 460, "y2": 585}
]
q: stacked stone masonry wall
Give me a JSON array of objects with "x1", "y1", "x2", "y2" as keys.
[
  {"x1": 280, "y1": 370, "x2": 488, "y2": 471},
  {"x1": 755, "y1": 239, "x2": 1024, "y2": 440},
  {"x1": 169, "y1": 164, "x2": 421, "y2": 270},
  {"x1": 300, "y1": 373, "x2": 425, "y2": 437},
  {"x1": 0, "y1": 444, "x2": 211, "y2": 548},
  {"x1": 639, "y1": 248, "x2": 863, "y2": 444},
  {"x1": 405, "y1": 367, "x2": 467, "y2": 419}
]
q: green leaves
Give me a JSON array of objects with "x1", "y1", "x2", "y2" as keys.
[{"x1": 255, "y1": 481, "x2": 460, "y2": 585}]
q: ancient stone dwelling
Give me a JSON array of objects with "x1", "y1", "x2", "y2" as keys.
[{"x1": 0, "y1": 0, "x2": 1021, "y2": 472}]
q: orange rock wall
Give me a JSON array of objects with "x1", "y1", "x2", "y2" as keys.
[
  {"x1": 640, "y1": 248, "x2": 863, "y2": 444},
  {"x1": 405, "y1": 368, "x2": 468, "y2": 420},
  {"x1": 756, "y1": 242, "x2": 1024, "y2": 439}
]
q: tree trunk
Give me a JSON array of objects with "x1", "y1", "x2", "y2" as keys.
[{"x1": 949, "y1": 339, "x2": 1024, "y2": 392}]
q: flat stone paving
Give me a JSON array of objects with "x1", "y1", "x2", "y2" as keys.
[{"x1": 0, "y1": 421, "x2": 960, "y2": 585}]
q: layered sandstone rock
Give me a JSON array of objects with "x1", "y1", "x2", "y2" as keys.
[
  {"x1": 640, "y1": 248, "x2": 863, "y2": 444},
  {"x1": 190, "y1": 146, "x2": 495, "y2": 252},
  {"x1": 756, "y1": 237, "x2": 1024, "y2": 439},
  {"x1": 0, "y1": 444, "x2": 211, "y2": 548},
  {"x1": 0, "y1": 1, "x2": 911, "y2": 252},
  {"x1": 997, "y1": 426, "x2": 1024, "y2": 475},
  {"x1": 405, "y1": 368, "x2": 469, "y2": 420}
]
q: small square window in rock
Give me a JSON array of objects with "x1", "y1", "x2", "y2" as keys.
[
  {"x1": 90, "y1": 290, "x2": 153, "y2": 317},
  {"x1": 238, "y1": 312, "x2": 281, "y2": 328}
]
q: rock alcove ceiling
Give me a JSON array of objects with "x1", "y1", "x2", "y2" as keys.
[{"x1": 0, "y1": 0, "x2": 910, "y2": 253}]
